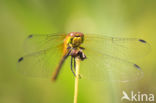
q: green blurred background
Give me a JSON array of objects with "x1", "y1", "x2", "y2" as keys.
[{"x1": 0, "y1": 0, "x2": 156, "y2": 103}]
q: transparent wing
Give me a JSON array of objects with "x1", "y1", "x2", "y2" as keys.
[
  {"x1": 84, "y1": 34, "x2": 150, "y2": 60},
  {"x1": 80, "y1": 49, "x2": 143, "y2": 82},
  {"x1": 80, "y1": 34, "x2": 150, "y2": 82},
  {"x1": 23, "y1": 33, "x2": 66, "y2": 54},
  {"x1": 17, "y1": 33, "x2": 66, "y2": 77}
]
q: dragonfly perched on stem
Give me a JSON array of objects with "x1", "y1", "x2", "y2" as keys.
[{"x1": 17, "y1": 32, "x2": 150, "y2": 82}]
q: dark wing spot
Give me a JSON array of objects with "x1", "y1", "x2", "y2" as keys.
[
  {"x1": 28, "y1": 34, "x2": 33, "y2": 38},
  {"x1": 139, "y1": 39, "x2": 146, "y2": 43},
  {"x1": 18, "y1": 57, "x2": 24, "y2": 62},
  {"x1": 134, "y1": 64, "x2": 141, "y2": 70}
]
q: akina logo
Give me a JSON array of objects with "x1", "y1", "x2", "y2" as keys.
[{"x1": 121, "y1": 91, "x2": 154, "y2": 102}]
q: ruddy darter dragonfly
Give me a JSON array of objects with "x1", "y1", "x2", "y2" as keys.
[{"x1": 17, "y1": 32, "x2": 150, "y2": 82}]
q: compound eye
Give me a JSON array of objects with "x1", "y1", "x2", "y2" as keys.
[
  {"x1": 69, "y1": 37, "x2": 73, "y2": 44},
  {"x1": 75, "y1": 34, "x2": 80, "y2": 37}
]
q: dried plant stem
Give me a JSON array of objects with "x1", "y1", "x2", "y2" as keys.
[{"x1": 74, "y1": 58, "x2": 80, "y2": 103}]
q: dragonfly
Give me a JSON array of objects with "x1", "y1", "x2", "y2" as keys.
[{"x1": 17, "y1": 32, "x2": 150, "y2": 82}]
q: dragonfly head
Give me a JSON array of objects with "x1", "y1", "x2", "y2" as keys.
[{"x1": 68, "y1": 32, "x2": 84, "y2": 48}]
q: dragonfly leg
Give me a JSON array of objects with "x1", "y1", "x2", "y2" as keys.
[
  {"x1": 71, "y1": 57, "x2": 76, "y2": 77},
  {"x1": 79, "y1": 47, "x2": 85, "y2": 50}
]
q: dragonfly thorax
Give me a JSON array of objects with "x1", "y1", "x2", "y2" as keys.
[
  {"x1": 66, "y1": 32, "x2": 86, "y2": 60},
  {"x1": 70, "y1": 48, "x2": 86, "y2": 60}
]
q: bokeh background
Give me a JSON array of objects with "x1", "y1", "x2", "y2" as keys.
[{"x1": 0, "y1": 0, "x2": 156, "y2": 103}]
